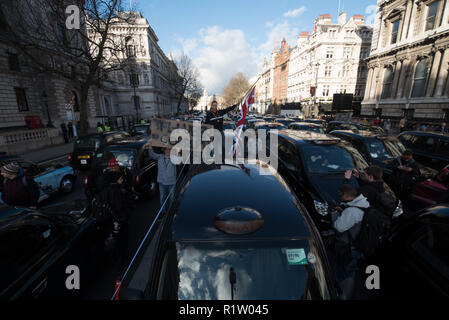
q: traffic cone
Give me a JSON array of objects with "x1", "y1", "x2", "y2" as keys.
[{"x1": 114, "y1": 280, "x2": 122, "y2": 300}]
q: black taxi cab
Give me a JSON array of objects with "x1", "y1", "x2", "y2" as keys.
[
  {"x1": 120, "y1": 161, "x2": 342, "y2": 300},
  {"x1": 270, "y1": 130, "x2": 370, "y2": 230}
]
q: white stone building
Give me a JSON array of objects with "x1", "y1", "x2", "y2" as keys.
[
  {"x1": 254, "y1": 52, "x2": 275, "y2": 114},
  {"x1": 361, "y1": 0, "x2": 449, "y2": 124},
  {"x1": 193, "y1": 89, "x2": 225, "y2": 112},
  {"x1": 287, "y1": 13, "x2": 373, "y2": 116},
  {"x1": 92, "y1": 12, "x2": 185, "y2": 126}
]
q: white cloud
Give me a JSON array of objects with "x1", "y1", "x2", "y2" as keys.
[
  {"x1": 283, "y1": 6, "x2": 306, "y2": 18},
  {"x1": 172, "y1": 20, "x2": 301, "y2": 94},
  {"x1": 259, "y1": 20, "x2": 299, "y2": 55},
  {"x1": 176, "y1": 26, "x2": 258, "y2": 94}
]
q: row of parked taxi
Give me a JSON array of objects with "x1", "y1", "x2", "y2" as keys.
[
  {"x1": 118, "y1": 116, "x2": 449, "y2": 300},
  {"x1": 1, "y1": 116, "x2": 448, "y2": 300}
]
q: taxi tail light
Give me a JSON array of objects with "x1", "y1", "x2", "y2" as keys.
[
  {"x1": 68, "y1": 153, "x2": 72, "y2": 162},
  {"x1": 135, "y1": 175, "x2": 141, "y2": 187},
  {"x1": 83, "y1": 176, "x2": 89, "y2": 189}
]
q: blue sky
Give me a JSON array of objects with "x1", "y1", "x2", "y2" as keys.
[{"x1": 134, "y1": 0, "x2": 377, "y2": 94}]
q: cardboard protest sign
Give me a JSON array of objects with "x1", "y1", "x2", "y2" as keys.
[{"x1": 150, "y1": 118, "x2": 213, "y2": 150}]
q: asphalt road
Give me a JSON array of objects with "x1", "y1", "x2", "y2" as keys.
[{"x1": 43, "y1": 169, "x2": 161, "y2": 300}]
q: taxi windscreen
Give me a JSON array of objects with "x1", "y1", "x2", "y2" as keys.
[
  {"x1": 156, "y1": 241, "x2": 321, "y2": 300},
  {"x1": 75, "y1": 137, "x2": 101, "y2": 149},
  {"x1": 302, "y1": 145, "x2": 357, "y2": 174},
  {"x1": 99, "y1": 149, "x2": 137, "y2": 168}
]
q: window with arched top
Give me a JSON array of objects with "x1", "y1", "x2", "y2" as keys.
[
  {"x1": 144, "y1": 73, "x2": 149, "y2": 85},
  {"x1": 411, "y1": 61, "x2": 428, "y2": 98},
  {"x1": 381, "y1": 66, "x2": 394, "y2": 99}
]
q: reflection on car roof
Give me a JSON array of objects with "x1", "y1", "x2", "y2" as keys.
[{"x1": 171, "y1": 162, "x2": 311, "y2": 241}]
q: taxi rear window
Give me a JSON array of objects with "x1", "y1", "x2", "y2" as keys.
[{"x1": 156, "y1": 240, "x2": 317, "y2": 300}]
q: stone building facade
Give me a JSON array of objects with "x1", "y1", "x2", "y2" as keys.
[
  {"x1": 287, "y1": 13, "x2": 373, "y2": 116},
  {"x1": 254, "y1": 54, "x2": 275, "y2": 114},
  {"x1": 0, "y1": 4, "x2": 97, "y2": 133},
  {"x1": 361, "y1": 0, "x2": 449, "y2": 123},
  {"x1": 193, "y1": 89, "x2": 225, "y2": 112},
  {"x1": 92, "y1": 12, "x2": 185, "y2": 125}
]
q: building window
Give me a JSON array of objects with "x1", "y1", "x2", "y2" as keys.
[
  {"x1": 343, "y1": 46, "x2": 352, "y2": 59},
  {"x1": 411, "y1": 61, "x2": 428, "y2": 98},
  {"x1": 8, "y1": 53, "x2": 20, "y2": 71},
  {"x1": 381, "y1": 66, "x2": 394, "y2": 99},
  {"x1": 323, "y1": 85, "x2": 330, "y2": 97},
  {"x1": 340, "y1": 85, "x2": 347, "y2": 94},
  {"x1": 391, "y1": 19, "x2": 400, "y2": 44},
  {"x1": 425, "y1": 1, "x2": 441, "y2": 31},
  {"x1": 326, "y1": 47, "x2": 334, "y2": 59},
  {"x1": 325, "y1": 66, "x2": 332, "y2": 77},
  {"x1": 342, "y1": 65, "x2": 350, "y2": 77},
  {"x1": 14, "y1": 88, "x2": 29, "y2": 112},
  {"x1": 355, "y1": 85, "x2": 363, "y2": 97},
  {"x1": 329, "y1": 30, "x2": 336, "y2": 38}
]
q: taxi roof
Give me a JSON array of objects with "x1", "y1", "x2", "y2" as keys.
[
  {"x1": 170, "y1": 162, "x2": 312, "y2": 241},
  {"x1": 275, "y1": 129, "x2": 341, "y2": 146},
  {"x1": 331, "y1": 130, "x2": 399, "y2": 140}
]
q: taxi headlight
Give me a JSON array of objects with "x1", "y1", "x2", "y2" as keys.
[
  {"x1": 393, "y1": 200, "x2": 403, "y2": 218},
  {"x1": 314, "y1": 200, "x2": 329, "y2": 216}
]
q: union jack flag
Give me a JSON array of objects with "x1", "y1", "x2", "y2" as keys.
[{"x1": 232, "y1": 86, "x2": 256, "y2": 158}]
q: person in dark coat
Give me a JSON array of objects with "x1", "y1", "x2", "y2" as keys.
[
  {"x1": 387, "y1": 150, "x2": 420, "y2": 202},
  {"x1": 1, "y1": 162, "x2": 40, "y2": 208},
  {"x1": 205, "y1": 100, "x2": 238, "y2": 131},
  {"x1": 60, "y1": 122, "x2": 69, "y2": 144},
  {"x1": 67, "y1": 122, "x2": 74, "y2": 139},
  {"x1": 344, "y1": 165, "x2": 397, "y2": 217}
]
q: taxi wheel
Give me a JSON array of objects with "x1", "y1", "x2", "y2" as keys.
[{"x1": 60, "y1": 176, "x2": 74, "y2": 194}]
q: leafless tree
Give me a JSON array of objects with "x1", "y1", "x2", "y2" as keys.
[
  {"x1": 223, "y1": 72, "x2": 250, "y2": 106},
  {"x1": 0, "y1": 0, "x2": 133, "y2": 135},
  {"x1": 168, "y1": 54, "x2": 203, "y2": 115}
]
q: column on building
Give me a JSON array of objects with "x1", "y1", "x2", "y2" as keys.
[
  {"x1": 402, "y1": 59, "x2": 415, "y2": 99},
  {"x1": 396, "y1": 58, "x2": 409, "y2": 98},
  {"x1": 391, "y1": 60, "x2": 402, "y2": 98},
  {"x1": 426, "y1": 50, "x2": 443, "y2": 97},
  {"x1": 435, "y1": 48, "x2": 449, "y2": 96},
  {"x1": 365, "y1": 67, "x2": 374, "y2": 100}
]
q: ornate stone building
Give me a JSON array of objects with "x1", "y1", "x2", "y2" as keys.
[
  {"x1": 193, "y1": 89, "x2": 225, "y2": 112},
  {"x1": 287, "y1": 13, "x2": 373, "y2": 116},
  {"x1": 254, "y1": 54, "x2": 275, "y2": 114},
  {"x1": 92, "y1": 11, "x2": 185, "y2": 125},
  {"x1": 361, "y1": 0, "x2": 449, "y2": 123}
]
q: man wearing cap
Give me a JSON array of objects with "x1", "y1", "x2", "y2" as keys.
[{"x1": 1, "y1": 162, "x2": 40, "y2": 208}]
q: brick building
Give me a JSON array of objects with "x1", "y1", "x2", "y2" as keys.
[{"x1": 273, "y1": 38, "x2": 291, "y2": 105}]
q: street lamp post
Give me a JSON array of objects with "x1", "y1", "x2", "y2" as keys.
[{"x1": 130, "y1": 70, "x2": 140, "y2": 122}]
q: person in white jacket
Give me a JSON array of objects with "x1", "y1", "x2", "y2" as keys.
[
  {"x1": 331, "y1": 183, "x2": 370, "y2": 299},
  {"x1": 332, "y1": 183, "x2": 369, "y2": 241}
]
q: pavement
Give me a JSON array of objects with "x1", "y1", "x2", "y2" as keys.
[{"x1": 19, "y1": 141, "x2": 74, "y2": 164}]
